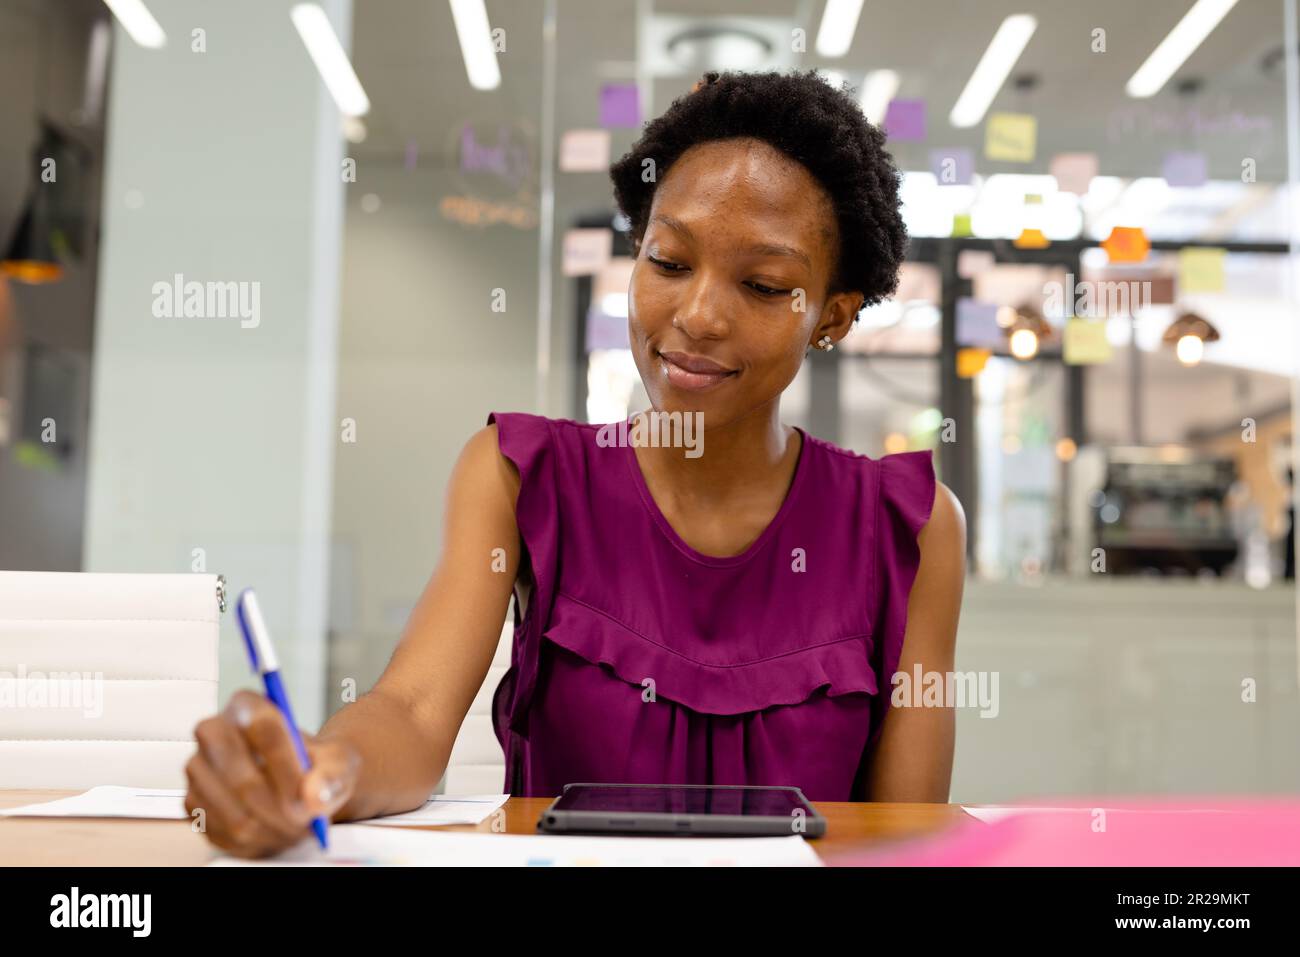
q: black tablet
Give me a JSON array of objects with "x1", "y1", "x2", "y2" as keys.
[{"x1": 537, "y1": 783, "x2": 826, "y2": 838}]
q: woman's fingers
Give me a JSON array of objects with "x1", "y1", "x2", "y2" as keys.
[
  {"x1": 299, "y1": 739, "x2": 361, "y2": 817},
  {"x1": 184, "y1": 752, "x2": 286, "y2": 857},
  {"x1": 194, "y1": 703, "x2": 308, "y2": 842},
  {"x1": 228, "y1": 690, "x2": 312, "y2": 822},
  {"x1": 185, "y1": 691, "x2": 361, "y2": 857}
]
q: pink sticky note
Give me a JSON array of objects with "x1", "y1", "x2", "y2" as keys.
[
  {"x1": 560, "y1": 129, "x2": 612, "y2": 172},
  {"x1": 1050, "y1": 152, "x2": 1098, "y2": 194}
]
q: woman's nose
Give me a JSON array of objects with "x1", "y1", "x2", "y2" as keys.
[{"x1": 671, "y1": 277, "x2": 730, "y2": 341}]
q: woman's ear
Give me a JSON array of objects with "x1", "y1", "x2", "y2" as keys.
[{"x1": 810, "y1": 290, "x2": 865, "y2": 349}]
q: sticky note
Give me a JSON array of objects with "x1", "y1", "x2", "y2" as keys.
[
  {"x1": 951, "y1": 213, "x2": 973, "y2": 237},
  {"x1": 957, "y1": 249, "x2": 994, "y2": 279},
  {"x1": 1063, "y1": 319, "x2": 1112, "y2": 365},
  {"x1": 560, "y1": 129, "x2": 611, "y2": 172},
  {"x1": 1178, "y1": 247, "x2": 1226, "y2": 293},
  {"x1": 562, "y1": 228, "x2": 613, "y2": 276},
  {"x1": 1050, "y1": 152, "x2": 1098, "y2": 195},
  {"x1": 985, "y1": 113, "x2": 1036, "y2": 163},
  {"x1": 1014, "y1": 228, "x2": 1050, "y2": 249},
  {"x1": 585, "y1": 303, "x2": 630, "y2": 351},
  {"x1": 1101, "y1": 226, "x2": 1149, "y2": 263},
  {"x1": 600, "y1": 84, "x2": 641, "y2": 128},
  {"x1": 931, "y1": 148, "x2": 973, "y2": 185},
  {"x1": 956, "y1": 298, "x2": 1002, "y2": 348},
  {"x1": 957, "y1": 347, "x2": 991, "y2": 378},
  {"x1": 884, "y1": 99, "x2": 926, "y2": 141},
  {"x1": 1163, "y1": 151, "x2": 1208, "y2": 188}
]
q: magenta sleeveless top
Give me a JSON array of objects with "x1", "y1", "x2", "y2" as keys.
[{"x1": 486, "y1": 412, "x2": 936, "y2": 802}]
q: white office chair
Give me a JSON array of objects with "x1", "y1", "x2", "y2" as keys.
[
  {"x1": 0, "y1": 571, "x2": 220, "y2": 789},
  {"x1": 441, "y1": 601, "x2": 514, "y2": 794}
]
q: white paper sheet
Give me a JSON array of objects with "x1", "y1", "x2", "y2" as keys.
[
  {"x1": 210, "y1": 824, "x2": 822, "y2": 867},
  {"x1": 354, "y1": 794, "x2": 509, "y2": 828},
  {"x1": 960, "y1": 805, "x2": 1087, "y2": 824},
  {"x1": 0, "y1": 786, "x2": 187, "y2": 819},
  {"x1": 0, "y1": 786, "x2": 508, "y2": 828}
]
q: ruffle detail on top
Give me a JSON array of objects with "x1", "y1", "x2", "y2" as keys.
[
  {"x1": 867, "y1": 449, "x2": 938, "y2": 750},
  {"x1": 486, "y1": 412, "x2": 562, "y2": 741},
  {"x1": 542, "y1": 591, "x2": 878, "y2": 716}
]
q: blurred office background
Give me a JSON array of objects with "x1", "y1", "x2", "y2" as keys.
[{"x1": 2, "y1": 0, "x2": 1299, "y2": 800}]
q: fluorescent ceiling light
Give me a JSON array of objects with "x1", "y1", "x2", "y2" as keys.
[
  {"x1": 859, "y1": 69, "x2": 900, "y2": 126},
  {"x1": 949, "y1": 14, "x2": 1037, "y2": 128},
  {"x1": 815, "y1": 0, "x2": 865, "y2": 58},
  {"x1": 291, "y1": 3, "x2": 370, "y2": 116},
  {"x1": 449, "y1": 0, "x2": 502, "y2": 90},
  {"x1": 101, "y1": 0, "x2": 165, "y2": 49},
  {"x1": 1125, "y1": 0, "x2": 1239, "y2": 98}
]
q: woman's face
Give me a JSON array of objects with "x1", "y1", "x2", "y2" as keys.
[{"x1": 627, "y1": 136, "x2": 862, "y2": 430}]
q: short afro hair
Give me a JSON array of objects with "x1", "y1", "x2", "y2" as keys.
[{"x1": 609, "y1": 69, "x2": 908, "y2": 309}]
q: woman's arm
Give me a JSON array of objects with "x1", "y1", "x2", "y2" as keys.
[
  {"x1": 319, "y1": 423, "x2": 523, "y2": 821},
  {"x1": 861, "y1": 480, "x2": 967, "y2": 803},
  {"x1": 185, "y1": 424, "x2": 523, "y2": 856}
]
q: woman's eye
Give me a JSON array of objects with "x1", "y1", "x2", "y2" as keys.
[
  {"x1": 747, "y1": 281, "x2": 789, "y2": 297},
  {"x1": 648, "y1": 255, "x2": 685, "y2": 272}
]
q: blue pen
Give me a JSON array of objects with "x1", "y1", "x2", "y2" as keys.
[{"x1": 234, "y1": 588, "x2": 329, "y2": 850}]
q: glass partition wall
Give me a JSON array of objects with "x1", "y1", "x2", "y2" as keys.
[{"x1": 2, "y1": 0, "x2": 1298, "y2": 803}]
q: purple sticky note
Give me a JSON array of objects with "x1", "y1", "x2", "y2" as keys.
[
  {"x1": 884, "y1": 99, "x2": 926, "y2": 142},
  {"x1": 1162, "y1": 151, "x2": 1207, "y2": 188},
  {"x1": 956, "y1": 298, "x2": 1003, "y2": 348},
  {"x1": 600, "y1": 84, "x2": 641, "y2": 129},
  {"x1": 930, "y1": 148, "x2": 973, "y2": 185}
]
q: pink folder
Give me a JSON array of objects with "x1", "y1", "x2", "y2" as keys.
[{"x1": 827, "y1": 797, "x2": 1300, "y2": 866}]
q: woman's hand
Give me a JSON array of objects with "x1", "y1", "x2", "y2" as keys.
[{"x1": 184, "y1": 689, "x2": 361, "y2": 859}]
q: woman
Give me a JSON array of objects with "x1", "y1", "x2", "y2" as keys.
[{"x1": 185, "y1": 70, "x2": 966, "y2": 857}]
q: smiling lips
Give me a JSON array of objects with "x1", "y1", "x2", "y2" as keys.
[{"x1": 658, "y1": 350, "x2": 737, "y2": 392}]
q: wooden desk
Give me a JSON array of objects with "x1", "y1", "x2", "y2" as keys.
[{"x1": 0, "y1": 789, "x2": 970, "y2": 866}]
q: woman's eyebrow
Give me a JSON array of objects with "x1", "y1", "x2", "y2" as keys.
[
  {"x1": 650, "y1": 213, "x2": 810, "y2": 268},
  {"x1": 744, "y1": 241, "x2": 810, "y2": 268}
]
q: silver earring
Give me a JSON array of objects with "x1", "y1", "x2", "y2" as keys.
[{"x1": 816, "y1": 335, "x2": 834, "y2": 351}]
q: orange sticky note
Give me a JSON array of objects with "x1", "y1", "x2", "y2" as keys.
[
  {"x1": 1014, "y1": 228, "x2": 1049, "y2": 249},
  {"x1": 1101, "y1": 226, "x2": 1149, "y2": 263},
  {"x1": 956, "y1": 347, "x2": 991, "y2": 378}
]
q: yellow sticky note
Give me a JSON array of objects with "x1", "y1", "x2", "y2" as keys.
[
  {"x1": 985, "y1": 113, "x2": 1037, "y2": 163},
  {"x1": 1178, "y1": 247, "x2": 1226, "y2": 294},
  {"x1": 951, "y1": 213, "x2": 973, "y2": 237},
  {"x1": 1063, "y1": 319, "x2": 1112, "y2": 365},
  {"x1": 956, "y1": 347, "x2": 991, "y2": 378}
]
